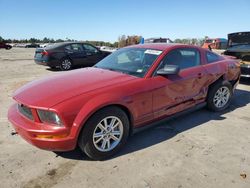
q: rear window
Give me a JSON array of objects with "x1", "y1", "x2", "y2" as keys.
[{"x1": 206, "y1": 51, "x2": 222, "y2": 63}]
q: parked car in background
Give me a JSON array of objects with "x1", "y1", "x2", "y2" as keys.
[
  {"x1": 8, "y1": 43, "x2": 240, "y2": 160},
  {"x1": 25, "y1": 43, "x2": 40, "y2": 48},
  {"x1": 34, "y1": 42, "x2": 111, "y2": 70},
  {"x1": 202, "y1": 38, "x2": 228, "y2": 50},
  {"x1": 99, "y1": 46, "x2": 117, "y2": 52},
  {"x1": 224, "y1": 32, "x2": 250, "y2": 78},
  {"x1": 144, "y1": 37, "x2": 173, "y2": 43},
  {"x1": 0, "y1": 42, "x2": 12, "y2": 50}
]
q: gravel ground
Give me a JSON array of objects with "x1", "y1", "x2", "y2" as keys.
[{"x1": 0, "y1": 48, "x2": 250, "y2": 188}]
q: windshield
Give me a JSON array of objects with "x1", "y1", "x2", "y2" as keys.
[{"x1": 95, "y1": 48, "x2": 162, "y2": 77}]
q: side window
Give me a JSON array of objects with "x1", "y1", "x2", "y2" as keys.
[
  {"x1": 71, "y1": 44, "x2": 83, "y2": 51},
  {"x1": 64, "y1": 45, "x2": 72, "y2": 51},
  {"x1": 179, "y1": 49, "x2": 200, "y2": 69},
  {"x1": 206, "y1": 51, "x2": 221, "y2": 63},
  {"x1": 83, "y1": 44, "x2": 98, "y2": 53},
  {"x1": 159, "y1": 48, "x2": 200, "y2": 70}
]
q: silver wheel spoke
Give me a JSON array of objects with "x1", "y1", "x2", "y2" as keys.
[
  {"x1": 110, "y1": 118, "x2": 117, "y2": 127},
  {"x1": 112, "y1": 130, "x2": 121, "y2": 135},
  {"x1": 94, "y1": 132, "x2": 103, "y2": 138},
  {"x1": 94, "y1": 137, "x2": 103, "y2": 144},
  {"x1": 103, "y1": 118, "x2": 108, "y2": 128},
  {"x1": 222, "y1": 97, "x2": 227, "y2": 104},
  {"x1": 112, "y1": 122, "x2": 119, "y2": 130},
  {"x1": 216, "y1": 99, "x2": 221, "y2": 106},
  {"x1": 106, "y1": 139, "x2": 110, "y2": 149},
  {"x1": 110, "y1": 134, "x2": 119, "y2": 141},
  {"x1": 97, "y1": 123, "x2": 106, "y2": 131},
  {"x1": 223, "y1": 90, "x2": 228, "y2": 95},
  {"x1": 101, "y1": 139, "x2": 107, "y2": 150}
]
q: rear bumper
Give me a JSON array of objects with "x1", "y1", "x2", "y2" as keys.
[
  {"x1": 240, "y1": 63, "x2": 250, "y2": 77},
  {"x1": 8, "y1": 104, "x2": 77, "y2": 151},
  {"x1": 35, "y1": 60, "x2": 49, "y2": 66}
]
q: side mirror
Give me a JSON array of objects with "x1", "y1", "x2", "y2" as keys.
[{"x1": 157, "y1": 65, "x2": 180, "y2": 76}]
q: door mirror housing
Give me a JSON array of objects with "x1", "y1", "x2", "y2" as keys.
[{"x1": 157, "y1": 65, "x2": 180, "y2": 76}]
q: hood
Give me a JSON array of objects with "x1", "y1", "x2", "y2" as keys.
[
  {"x1": 228, "y1": 32, "x2": 250, "y2": 46},
  {"x1": 13, "y1": 67, "x2": 136, "y2": 108}
]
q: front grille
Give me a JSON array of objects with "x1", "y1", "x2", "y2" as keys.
[{"x1": 18, "y1": 104, "x2": 34, "y2": 120}]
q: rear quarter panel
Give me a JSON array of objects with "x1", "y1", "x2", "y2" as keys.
[{"x1": 203, "y1": 59, "x2": 240, "y2": 84}]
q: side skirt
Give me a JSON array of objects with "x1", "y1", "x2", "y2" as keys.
[{"x1": 132, "y1": 102, "x2": 207, "y2": 134}]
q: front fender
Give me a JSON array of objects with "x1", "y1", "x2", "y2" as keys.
[{"x1": 70, "y1": 93, "x2": 133, "y2": 141}]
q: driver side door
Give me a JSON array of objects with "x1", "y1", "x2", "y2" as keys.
[
  {"x1": 151, "y1": 48, "x2": 207, "y2": 118},
  {"x1": 65, "y1": 43, "x2": 87, "y2": 65}
]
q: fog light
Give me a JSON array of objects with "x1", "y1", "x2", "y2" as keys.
[{"x1": 35, "y1": 134, "x2": 68, "y2": 139}]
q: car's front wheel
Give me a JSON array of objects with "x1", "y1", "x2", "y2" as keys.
[
  {"x1": 207, "y1": 81, "x2": 233, "y2": 111},
  {"x1": 60, "y1": 58, "x2": 72, "y2": 71},
  {"x1": 78, "y1": 107, "x2": 130, "y2": 160}
]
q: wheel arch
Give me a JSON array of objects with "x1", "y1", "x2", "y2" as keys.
[
  {"x1": 208, "y1": 74, "x2": 231, "y2": 90},
  {"x1": 74, "y1": 102, "x2": 135, "y2": 146},
  {"x1": 89, "y1": 104, "x2": 134, "y2": 135}
]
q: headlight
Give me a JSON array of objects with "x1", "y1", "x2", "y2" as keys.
[{"x1": 37, "y1": 110, "x2": 63, "y2": 126}]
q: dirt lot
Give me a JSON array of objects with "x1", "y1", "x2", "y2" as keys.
[{"x1": 0, "y1": 48, "x2": 250, "y2": 188}]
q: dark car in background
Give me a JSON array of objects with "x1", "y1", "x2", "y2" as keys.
[
  {"x1": 34, "y1": 42, "x2": 111, "y2": 70},
  {"x1": 0, "y1": 42, "x2": 12, "y2": 50},
  {"x1": 25, "y1": 43, "x2": 40, "y2": 48},
  {"x1": 224, "y1": 32, "x2": 250, "y2": 77},
  {"x1": 144, "y1": 37, "x2": 173, "y2": 43}
]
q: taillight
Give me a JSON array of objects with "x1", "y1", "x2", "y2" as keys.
[{"x1": 41, "y1": 51, "x2": 49, "y2": 56}]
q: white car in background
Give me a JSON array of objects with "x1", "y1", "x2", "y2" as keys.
[
  {"x1": 39, "y1": 43, "x2": 54, "y2": 48},
  {"x1": 99, "y1": 46, "x2": 117, "y2": 52}
]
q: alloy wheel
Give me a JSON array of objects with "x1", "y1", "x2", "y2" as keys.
[
  {"x1": 93, "y1": 116, "x2": 123, "y2": 152},
  {"x1": 213, "y1": 86, "x2": 230, "y2": 108},
  {"x1": 61, "y1": 59, "x2": 72, "y2": 70}
]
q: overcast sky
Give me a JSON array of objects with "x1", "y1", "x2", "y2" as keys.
[{"x1": 0, "y1": 0, "x2": 249, "y2": 42}]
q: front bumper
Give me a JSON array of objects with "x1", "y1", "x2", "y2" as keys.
[
  {"x1": 8, "y1": 104, "x2": 76, "y2": 151},
  {"x1": 240, "y1": 62, "x2": 250, "y2": 77}
]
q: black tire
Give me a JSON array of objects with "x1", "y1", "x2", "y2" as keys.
[
  {"x1": 207, "y1": 81, "x2": 233, "y2": 111},
  {"x1": 78, "y1": 107, "x2": 130, "y2": 160},
  {"x1": 60, "y1": 58, "x2": 72, "y2": 71}
]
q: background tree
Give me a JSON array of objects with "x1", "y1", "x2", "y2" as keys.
[
  {"x1": 0, "y1": 36, "x2": 4, "y2": 42},
  {"x1": 118, "y1": 35, "x2": 127, "y2": 48}
]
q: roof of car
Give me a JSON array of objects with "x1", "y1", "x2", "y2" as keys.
[{"x1": 127, "y1": 43, "x2": 193, "y2": 51}]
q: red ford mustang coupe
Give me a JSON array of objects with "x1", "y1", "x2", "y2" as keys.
[{"x1": 8, "y1": 44, "x2": 240, "y2": 160}]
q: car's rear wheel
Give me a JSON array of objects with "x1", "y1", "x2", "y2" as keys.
[
  {"x1": 78, "y1": 107, "x2": 130, "y2": 160},
  {"x1": 60, "y1": 58, "x2": 72, "y2": 71},
  {"x1": 207, "y1": 81, "x2": 233, "y2": 111}
]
